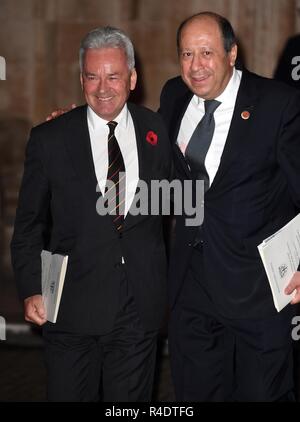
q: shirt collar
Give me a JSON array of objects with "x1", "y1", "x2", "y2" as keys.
[
  {"x1": 87, "y1": 103, "x2": 129, "y2": 130},
  {"x1": 193, "y1": 67, "x2": 242, "y2": 109}
]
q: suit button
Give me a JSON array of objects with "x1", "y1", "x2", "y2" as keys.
[
  {"x1": 114, "y1": 262, "x2": 122, "y2": 269},
  {"x1": 119, "y1": 232, "x2": 123, "y2": 239},
  {"x1": 188, "y1": 243, "x2": 192, "y2": 247}
]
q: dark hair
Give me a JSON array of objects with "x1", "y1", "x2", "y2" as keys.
[{"x1": 176, "y1": 12, "x2": 237, "y2": 54}]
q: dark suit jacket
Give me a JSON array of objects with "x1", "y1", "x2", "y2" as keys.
[
  {"x1": 159, "y1": 69, "x2": 300, "y2": 319},
  {"x1": 11, "y1": 103, "x2": 172, "y2": 334}
]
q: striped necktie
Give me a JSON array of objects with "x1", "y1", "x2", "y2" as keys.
[{"x1": 105, "y1": 121, "x2": 126, "y2": 231}]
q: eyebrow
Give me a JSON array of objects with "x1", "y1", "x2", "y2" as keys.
[
  {"x1": 84, "y1": 71, "x2": 120, "y2": 76},
  {"x1": 84, "y1": 71, "x2": 97, "y2": 76}
]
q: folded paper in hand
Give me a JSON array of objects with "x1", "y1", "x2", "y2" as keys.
[
  {"x1": 258, "y1": 214, "x2": 300, "y2": 312},
  {"x1": 41, "y1": 250, "x2": 68, "y2": 323}
]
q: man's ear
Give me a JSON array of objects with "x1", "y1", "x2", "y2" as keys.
[
  {"x1": 130, "y1": 68, "x2": 137, "y2": 91},
  {"x1": 229, "y1": 44, "x2": 238, "y2": 67},
  {"x1": 80, "y1": 73, "x2": 84, "y2": 90}
]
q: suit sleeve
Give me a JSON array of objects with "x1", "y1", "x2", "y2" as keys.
[{"x1": 10, "y1": 129, "x2": 51, "y2": 300}]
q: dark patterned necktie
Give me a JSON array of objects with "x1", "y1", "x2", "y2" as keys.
[
  {"x1": 185, "y1": 99, "x2": 221, "y2": 191},
  {"x1": 105, "y1": 121, "x2": 126, "y2": 231}
]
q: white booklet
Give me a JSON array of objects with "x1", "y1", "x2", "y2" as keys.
[
  {"x1": 41, "y1": 250, "x2": 68, "y2": 323},
  {"x1": 257, "y1": 214, "x2": 300, "y2": 312}
]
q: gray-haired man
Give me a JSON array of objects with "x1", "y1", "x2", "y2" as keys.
[{"x1": 11, "y1": 26, "x2": 172, "y2": 402}]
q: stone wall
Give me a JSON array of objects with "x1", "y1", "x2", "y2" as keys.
[{"x1": 0, "y1": 0, "x2": 298, "y2": 122}]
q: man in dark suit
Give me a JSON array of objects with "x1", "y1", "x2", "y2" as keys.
[
  {"x1": 159, "y1": 12, "x2": 300, "y2": 401},
  {"x1": 11, "y1": 26, "x2": 172, "y2": 402}
]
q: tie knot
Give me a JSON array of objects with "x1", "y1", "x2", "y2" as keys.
[
  {"x1": 107, "y1": 120, "x2": 118, "y2": 136},
  {"x1": 204, "y1": 99, "x2": 221, "y2": 115}
]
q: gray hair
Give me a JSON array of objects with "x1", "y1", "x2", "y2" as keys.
[{"x1": 79, "y1": 26, "x2": 135, "y2": 71}]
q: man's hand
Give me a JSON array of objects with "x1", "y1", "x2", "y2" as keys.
[
  {"x1": 46, "y1": 103, "x2": 77, "y2": 121},
  {"x1": 285, "y1": 271, "x2": 300, "y2": 304},
  {"x1": 24, "y1": 295, "x2": 47, "y2": 326}
]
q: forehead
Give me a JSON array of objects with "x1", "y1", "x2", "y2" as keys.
[
  {"x1": 180, "y1": 17, "x2": 223, "y2": 46},
  {"x1": 83, "y1": 47, "x2": 128, "y2": 66}
]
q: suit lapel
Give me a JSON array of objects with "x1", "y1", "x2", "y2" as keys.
[
  {"x1": 63, "y1": 105, "x2": 98, "y2": 188},
  {"x1": 128, "y1": 104, "x2": 152, "y2": 184},
  {"x1": 170, "y1": 91, "x2": 193, "y2": 179},
  {"x1": 209, "y1": 70, "x2": 260, "y2": 192},
  {"x1": 123, "y1": 103, "x2": 153, "y2": 229}
]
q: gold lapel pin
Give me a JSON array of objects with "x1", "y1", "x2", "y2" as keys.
[{"x1": 241, "y1": 110, "x2": 251, "y2": 120}]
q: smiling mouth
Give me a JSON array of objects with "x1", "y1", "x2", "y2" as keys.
[
  {"x1": 191, "y1": 75, "x2": 210, "y2": 83},
  {"x1": 96, "y1": 96, "x2": 113, "y2": 102}
]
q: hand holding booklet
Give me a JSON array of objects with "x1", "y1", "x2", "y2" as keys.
[
  {"x1": 257, "y1": 214, "x2": 300, "y2": 312},
  {"x1": 41, "y1": 250, "x2": 68, "y2": 323}
]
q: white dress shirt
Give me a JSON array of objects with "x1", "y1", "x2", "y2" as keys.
[
  {"x1": 177, "y1": 68, "x2": 242, "y2": 186},
  {"x1": 87, "y1": 104, "x2": 139, "y2": 217}
]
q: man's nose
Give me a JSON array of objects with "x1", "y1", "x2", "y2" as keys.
[
  {"x1": 191, "y1": 54, "x2": 205, "y2": 71},
  {"x1": 97, "y1": 78, "x2": 108, "y2": 92}
]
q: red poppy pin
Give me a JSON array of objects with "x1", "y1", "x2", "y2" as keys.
[{"x1": 146, "y1": 131, "x2": 158, "y2": 146}]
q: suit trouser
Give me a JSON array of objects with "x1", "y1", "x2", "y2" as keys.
[
  {"x1": 169, "y1": 247, "x2": 295, "y2": 402},
  {"x1": 43, "y1": 276, "x2": 158, "y2": 402}
]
